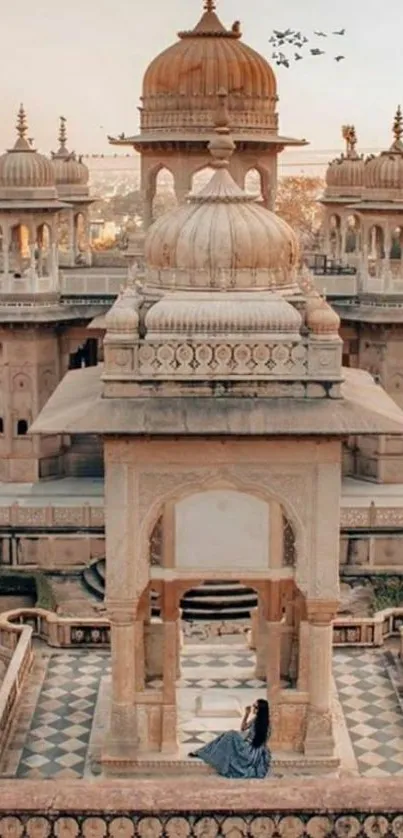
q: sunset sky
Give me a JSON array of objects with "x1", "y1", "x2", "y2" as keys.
[{"x1": 0, "y1": 0, "x2": 400, "y2": 157}]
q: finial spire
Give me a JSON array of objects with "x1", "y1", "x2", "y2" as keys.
[
  {"x1": 58, "y1": 116, "x2": 67, "y2": 149},
  {"x1": 16, "y1": 104, "x2": 28, "y2": 140},
  {"x1": 341, "y1": 124, "x2": 357, "y2": 158},
  {"x1": 393, "y1": 105, "x2": 403, "y2": 142},
  {"x1": 203, "y1": 0, "x2": 216, "y2": 10}
]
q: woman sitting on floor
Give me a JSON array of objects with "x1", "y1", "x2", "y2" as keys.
[{"x1": 189, "y1": 698, "x2": 271, "y2": 779}]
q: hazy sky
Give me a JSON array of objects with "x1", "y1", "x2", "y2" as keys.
[{"x1": 1, "y1": 0, "x2": 401, "y2": 157}]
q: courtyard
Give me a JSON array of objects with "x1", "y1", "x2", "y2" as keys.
[{"x1": 1, "y1": 639, "x2": 403, "y2": 780}]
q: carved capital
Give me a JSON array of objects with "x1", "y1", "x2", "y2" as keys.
[
  {"x1": 106, "y1": 597, "x2": 137, "y2": 625},
  {"x1": 306, "y1": 599, "x2": 339, "y2": 626}
]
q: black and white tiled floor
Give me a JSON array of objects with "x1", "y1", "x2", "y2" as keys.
[
  {"x1": 333, "y1": 648, "x2": 403, "y2": 776},
  {"x1": 16, "y1": 652, "x2": 107, "y2": 779},
  {"x1": 3, "y1": 644, "x2": 403, "y2": 778}
]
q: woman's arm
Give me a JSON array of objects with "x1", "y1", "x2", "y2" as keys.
[{"x1": 240, "y1": 705, "x2": 251, "y2": 731}]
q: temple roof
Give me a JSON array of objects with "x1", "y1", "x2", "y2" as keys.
[{"x1": 30, "y1": 365, "x2": 403, "y2": 437}]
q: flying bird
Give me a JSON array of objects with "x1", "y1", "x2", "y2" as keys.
[
  {"x1": 311, "y1": 48, "x2": 325, "y2": 55},
  {"x1": 333, "y1": 28, "x2": 346, "y2": 35},
  {"x1": 335, "y1": 55, "x2": 345, "y2": 61},
  {"x1": 294, "y1": 53, "x2": 303, "y2": 60},
  {"x1": 314, "y1": 31, "x2": 327, "y2": 37}
]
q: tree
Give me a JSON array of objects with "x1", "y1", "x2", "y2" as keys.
[{"x1": 275, "y1": 176, "x2": 324, "y2": 251}]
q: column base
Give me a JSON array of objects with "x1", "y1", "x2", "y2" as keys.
[
  {"x1": 304, "y1": 707, "x2": 335, "y2": 757},
  {"x1": 103, "y1": 703, "x2": 140, "y2": 761}
]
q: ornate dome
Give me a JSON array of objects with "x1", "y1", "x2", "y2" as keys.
[
  {"x1": 325, "y1": 126, "x2": 364, "y2": 198},
  {"x1": 146, "y1": 291, "x2": 302, "y2": 340},
  {"x1": 364, "y1": 107, "x2": 403, "y2": 198},
  {"x1": 0, "y1": 106, "x2": 57, "y2": 199},
  {"x1": 50, "y1": 117, "x2": 89, "y2": 197},
  {"x1": 144, "y1": 93, "x2": 299, "y2": 295},
  {"x1": 307, "y1": 298, "x2": 340, "y2": 339},
  {"x1": 140, "y1": 0, "x2": 278, "y2": 137}
]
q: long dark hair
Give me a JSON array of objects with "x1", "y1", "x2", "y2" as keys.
[{"x1": 251, "y1": 699, "x2": 270, "y2": 748}]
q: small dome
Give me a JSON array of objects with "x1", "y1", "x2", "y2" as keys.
[
  {"x1": 307, "y1": 298, "x2": 340, "y2": 338},
  {"x1": 50, "y1": 117, "x2": 89, "y2": 195},
  {"x1": 324, "y1": 126, "x2": 364, "y2": 198},
  {"x1": 364, "y1": 107, "x2": 403, "y2": 197},
  {"x1": 144, "y1": 94, "x2": 299, "y2": 294},
  {"x1": 146, "y1": 291, "x2": 302, "y2": 340},
  {"x1": 0, "y1": 106, "x2": 56, "y2": 196},
  {"x1": 141, "y1": 1, "x2": 278, "y2": 137},
  {"x1": 105, "y1": 284, "x2": 140, "y2": 334}
]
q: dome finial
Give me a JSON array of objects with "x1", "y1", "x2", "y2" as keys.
[
  {"x1": 208, "y1": 89, "x2": 235, "y2": 168},
  {"x1": 341, "y1": 124, "x2": 357, "y2": 158},
  {"x1": 393, "y1": 105, "x2": 403, "y2": 142},
  {"x1": 390, "y1": 105, "x2": 403, "y2": 153},
  {"x1": 16, "y1": 104, "x2": 28, "y2": 141},
  {"x1": 58, "y1": 116, "x2": 68, "y2": 150},
  {"x1": 203, "y1": 0, "x2": 216, "y2": 10}
]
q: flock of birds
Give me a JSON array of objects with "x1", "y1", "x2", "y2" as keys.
[{"x1": 269, "y1": 28, "x2": 346, "y2": 68}]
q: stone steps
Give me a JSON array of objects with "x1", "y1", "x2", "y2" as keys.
[{"x1": 82, "y1": 561, "x2": 258, "y2": 621}]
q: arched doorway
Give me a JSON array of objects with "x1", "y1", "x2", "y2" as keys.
[
  {"x1": 244, "y1": 168, "x2": 264, "y2": 202},
  {"x1": 138, "y1": 488, "x2": 304, "y2": 756},
  {"x1": 152, "y1": 167, "x2": 177, "y2": 220}
]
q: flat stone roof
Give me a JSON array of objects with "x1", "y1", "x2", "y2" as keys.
[
  {"x1": 0, "y1": 477, "x2": 104, "y2": 507},
  {"x1": 30, "y1": 365, "x2": 403, "y2": 437}
]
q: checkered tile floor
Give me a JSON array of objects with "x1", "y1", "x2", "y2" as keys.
[
  {"x1": 3, "y1": 644, "x2": 403, "y2": 778},
  {"x1": 333, "y1": 648, "x2": 403, "y2": 776},
  {"x1": 15, "y1": 652, "x2": 106, "y2": 779}
]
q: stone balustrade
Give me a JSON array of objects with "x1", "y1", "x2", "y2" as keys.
[
  {"x1": 0, "y1": 621, "x2": 33, "y2": 757},
  {"x1": 0, "y1": 497, "x2": 398, "y2": 534},
  {"x1": 0, "y1": 501, "x2": 104, "y2": 528},
  {"x1": 0, "y1": 778, "x2": 403, "y2": 833},
  {"x1": 60, "y1": 272, "x2": 123, "y2": 297}
]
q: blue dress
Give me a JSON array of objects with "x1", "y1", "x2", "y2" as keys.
[{"x1": 193, "y1": 720, "x2": 271, "y2": 779}]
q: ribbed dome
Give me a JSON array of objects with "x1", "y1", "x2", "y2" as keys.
[
  {"x1": 50, "y1": 117, "x2": 89, "y2": 196},
  {"x1": 307, "y1": 298, "x2": 340, "y2": 338},
  {"x1": 146, "y1": 291, "x2": 302, "y2": 340},
  {"x1": 363, "y1": 107, "x2": 403, "y2": 198},
  {"x1": 0, "y1": 106, "x2": 56, "y2": 196},
  {"x1": 324, "y1": 126, "x2": 364, "y2": 198},
  {"x1": 144, "y1": 98, "x2": 299, "y2": 294},
  {"x1": 141, "y1": 1, "x2": 278, "y2": 136}
]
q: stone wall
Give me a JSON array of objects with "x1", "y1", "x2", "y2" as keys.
[{"x1": 0, "y1": 779, "x2": 403, "y2": 833}]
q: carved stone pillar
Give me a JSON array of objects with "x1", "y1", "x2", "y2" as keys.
[
  {"x1": 1, "y1": 224, "x2": 10, "y2": 283},
  {"x1": 304, "y1": 601, "x2": 338, "y2": 757},
  {"x1": 161, "y1": 582, "x2": 179, "y2": 753},
  {"x1": 266, "y1": 620, "x2": 282, "y2": 701},
  {"x1": 104, "y1": 598, "x2": 139, "y2": 760},
  {"x1": 340, "y1": 218, "x2": 347, "y2": 262},
  {"x1": 174, "y1": 170, "x2": 192, "y2": 205}
]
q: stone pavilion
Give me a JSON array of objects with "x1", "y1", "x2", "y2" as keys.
[
  {"x1": 108, "y1": 0, "x2": 307, "y2": 228},
  {"x1": 32, "y1": 95, "x2": 403, "y2": 774}
]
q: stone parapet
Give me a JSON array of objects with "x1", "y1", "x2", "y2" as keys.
[{"x1": 0, "y1": 778, "x2": 403, "y2": 829}]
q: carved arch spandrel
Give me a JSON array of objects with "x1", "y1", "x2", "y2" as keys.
[{"x1": 137, "y1": 465, "x2": 313, "y2": 595}]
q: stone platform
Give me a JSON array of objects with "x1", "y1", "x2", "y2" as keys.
[{"x1": 1, "y1": 643, "x2": 403, "y2": 780}]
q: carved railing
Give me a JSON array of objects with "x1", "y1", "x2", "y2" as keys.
[
  {"x1": 60, "y1": 272, "x2": 123, "y2": 297},
  {"x1": 0, "y1": 498, "x2": 398, "y2": 532},
  {"x1": 0, "y1": 622, "x2": 33, "y2": 757},
  {"x1": 0, "y1": 501, "x2": 104, "y2": 528},
  {"x1": 0, "y1": 778, "x2": 403, "y2": 831}
]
